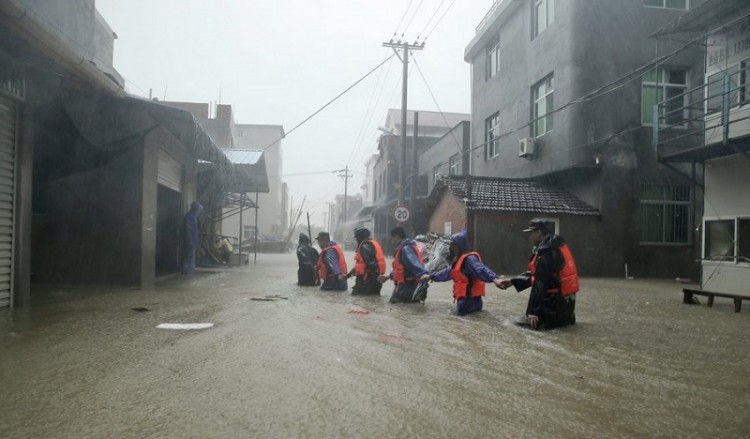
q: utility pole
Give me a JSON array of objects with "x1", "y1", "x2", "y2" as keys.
[
  {"x1": 335, "y1": 166, "x2": 353, "y2": 240},
  {"x1": 410, "y1": 111, "x2": 419, "y2": 232},
  {"x1": 382, "y1": 38, "x2": 424, "y2": 213}
]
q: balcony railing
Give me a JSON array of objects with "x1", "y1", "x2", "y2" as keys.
[
  {"x1": 654, "y1": 69, "x2": 750, "y2": 159},
  {"x1": 475, "y1": 0, "x2": 508, "y2": 33}
]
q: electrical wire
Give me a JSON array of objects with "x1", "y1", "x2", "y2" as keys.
[
  {"x1": 394, "y1": 0, "x2": 417, "y2": 37},
  {"x1": 418, "y1": 0, "x2": 448, "y2": 38},
  {"x1": 412, "y1": 57, "x2": 465, "y2": 153},
  {"x1": 260, "y1": 53, "x2": 396, "y2": 151}
]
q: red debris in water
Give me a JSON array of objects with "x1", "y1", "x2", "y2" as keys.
[
  {"x1": 347, "y1": 309, "x2": 371, "y2": 315},
  {"x1": 377, "y1": 334, "x2": 407, "y2": 344}
]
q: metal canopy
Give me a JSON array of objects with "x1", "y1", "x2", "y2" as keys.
[
  {"x1": 652, "y1": 0, "x2": 749, "y2": 37},
  {"x1": 220, "y1": 149, "x2": 270, "y2": 194}
]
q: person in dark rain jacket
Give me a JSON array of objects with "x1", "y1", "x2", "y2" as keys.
[
  {"x1": 296, "y1": 233, "x2": 320, "y2": 286},
  {"x1": 499, "y1": 220, "x2": 579, "y2": 329},
  {"x1": 423, "y1": 229, "x2": 504, "y2": 316},
  {"x1": 379, "y1": 227, "x2": 429, "y2": 303},
  {"x1": 315, "y1": 232, "x2": 348, "y2": 291},
  {"x1": 181, "y1": 201, "x2": 203, "y2": 275},
  {"x1": 347, "y1": 227, "x2": 386, "y2": 295}
]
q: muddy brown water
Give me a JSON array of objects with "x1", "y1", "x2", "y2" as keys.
[{"x1": 1, "y1": 253, "x2": 748, "y2": 438}]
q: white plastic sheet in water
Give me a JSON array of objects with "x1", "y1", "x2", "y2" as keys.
[{"x1": 156, "y1": 323, "x2": 214, "y2": 330}]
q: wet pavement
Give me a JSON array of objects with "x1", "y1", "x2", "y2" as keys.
[{"x1": 1, "y1": 252, "x2": 748, "y2": 438}]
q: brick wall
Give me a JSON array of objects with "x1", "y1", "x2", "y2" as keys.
[{"x1": 428, "y1": 193, "x2": 466, "y2": 235}]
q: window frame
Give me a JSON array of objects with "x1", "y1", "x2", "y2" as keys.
[
  {"x1": 485, "y1": 34, "x2": 501, "y2": 81},
  {"x1": 532, "y1": 0, "x2": 555, "y2": 38},
  {"x1": 484, "y1": 112, "x2": 500, "y2": 160},
  {"x1": 703, "y1": 217, "x2": 750, "y2": 264},
  {"x1": 433, "y1": 164, "x2": 442, "y2": 184},
  {"x1": 639, "y1": 183, "x2": 692, "y2": 245},
  {"x1": 641, "y1": 66, "x2": 689, "y2": 128},
  {"x1": 532, "y1": 74, "x2": 554, "y2": 137},
  {"x1": 448, "y1": 153, "x2": 461, "y2": 175},
  {"x1": 643, "y1": 0, "x2": 689, "y2": 10}
]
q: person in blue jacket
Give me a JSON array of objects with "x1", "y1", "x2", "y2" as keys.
[
  {"x1": 378, "y1": 227, "x2": 429, "y2": 303},
  {"x1": 181, "y1": 201, "x2": 203, "y2": 275},
  {"x1": 422, "y1": 229, "x2": 503, "y2": 315},
  {"x1": 315, "y1": 232, "x2": 348, "y2": 291}
]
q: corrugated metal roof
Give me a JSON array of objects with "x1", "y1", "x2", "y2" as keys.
[
  {"x1": 439, "y1": 175, "x2": 599, "y2": 216},
  {"x1": 223, "y1": 148, "x2": 264, "y2": 164}
]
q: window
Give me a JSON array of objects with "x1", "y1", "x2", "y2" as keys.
[
  {"x1": 433, "y1": 164, "x2": 442, "y2": 184},
  {"x1": 532, "y1": 75, "x2": 554, "y2": 137},
  {"x1": 485, "y1": 35, "x2": 500, "y2": 80},
  {"x1": 641, "y1": 67, "x2": 688, "y2": 126},
  {"x1": 640, "y1": 183, "x2": 691, "y2": 244},
  {"x1": 533, "y1": 0, "x2": 554, "y2": 38},
  {"x1": 704, "y1": 218, "x2": 750, "y2": 263},
  {"x1": 644, "y1": 0, "x2": 688, "y2": 10},
  {"x1": 706, "y1": 62, "x2": 750, "y2": 113},
  {"x1": 449, "y1": 154, "x2": 461, "y2": 175},
  {"x1": 485, "y1": 113, "x2": 500, "y2": 160}
]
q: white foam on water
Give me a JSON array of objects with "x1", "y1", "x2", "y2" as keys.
[{"x1": 156, "y1": 323, "x2": 214, "y2": 330}]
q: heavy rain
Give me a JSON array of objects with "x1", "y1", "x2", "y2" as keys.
[{"x1": 1, "y1": 0, "x2": 749, "y2": 438}]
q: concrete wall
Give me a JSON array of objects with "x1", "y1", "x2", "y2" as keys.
[{"x1": 419, "y1": 121, "x2": 469, "y2": 196}]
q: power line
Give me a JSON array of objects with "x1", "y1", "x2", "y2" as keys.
[
  {"x1": 418, "y1": 0, "x2": 448, "y2": 38},
  {"x1": 403, "y1": 0, "x2": 427, "y2": 36},
  {"x1": 424, "y1": 0, "x2": 458, "y2": 40},
  {"x1": 393, "y1": 0, "x2": 417, "y2": 36},
  {"x1": 412, "y1": 57, "x2": 464, "y2": 154},
  {"x1": 260, "y1": 53, "x2": 396, "y2": 151}
]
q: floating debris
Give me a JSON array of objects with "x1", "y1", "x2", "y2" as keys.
[
  {"x1": 156, "y1": 323, "x2": 214, "y2": 330},
  {"x1": 347, "y1": 308, "x2": 370, "y2": 315},
  {"x1": 131, "y1": 307, "x2": 149, "y2": 312}
]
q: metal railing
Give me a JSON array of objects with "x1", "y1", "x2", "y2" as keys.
[
  {"x1": 475, "y1": 0, "x2": 508, "y2": 33},
  {"x1": 654, "y1": 68, "x2": 750, "y2": 158}
]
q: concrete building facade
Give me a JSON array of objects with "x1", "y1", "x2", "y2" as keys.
[{"x1": 463, "y1": 0, "x2": 707, "y2": 278}]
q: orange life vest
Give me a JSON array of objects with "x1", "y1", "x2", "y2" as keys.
[
  {"x1": 392, "y1": 242, "x2": 424, "y2": 285},
  {"x1": 317, "y1": 244, "x2": 347, "y2": 280},
  {"x1": 354, "y1": 239, "x2": 386, "y2": 278},
  {"x1": 528, "y1": 243, "x2": 579, "y2": 297},
  {"x1": 451, "y1": 252, "x2": 486, "y2": 300}
]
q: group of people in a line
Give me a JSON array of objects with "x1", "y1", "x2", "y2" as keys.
[{"x1": 296, "y1": 219, "x2": 579, "y2": 330}]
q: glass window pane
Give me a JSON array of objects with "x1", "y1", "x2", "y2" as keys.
[
  {"x1": 705, "y1": 220, "x2": 735, "y2": 260},
  {"x1": 667, "y1": 68, "x2": 686, "y2": 85},
  {"x1": 665, "y1": 0, "x2": 686, "y2": 9},
  {"x1": 738, "y1": 219, "x2": 750, "y2": 263},
  {"x1": 537, "y1": 2, "x2": 547, "y2": 33},
  {"x1": 644, "y1": 0, "x2": 663, "y2": 6},
  {"x1": 665, "y1": 204, "x2": 689, "y2": 243},
  {"x1": 664, "y1": 87, "x2": 685, "y2": 125},
  {"x1": 641, "y1": 204, "x2": 663, "y2": 242},
  {"x1": 642, "y1": 85, "x2": 656, "y2": 124},
  {"x1": 707, "y1": 72, "x2": 723, "y2": 113},
  {"x1": 643, "y1": 69, "x2": 657, "y2": 82}
]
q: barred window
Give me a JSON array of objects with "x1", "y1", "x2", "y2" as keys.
[
  {"x1": 640, "y1": 183, "x2": 691, "y2": 244},
  {"x1": 449, "y1": 153, "x2": 461, "y2": 175}
]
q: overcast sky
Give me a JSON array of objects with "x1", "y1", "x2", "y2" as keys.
[{"x1": 95, "y1": 0, "x2": 492, "y2": 226}]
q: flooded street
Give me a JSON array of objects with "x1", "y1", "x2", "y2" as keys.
[{"x1": 1, "y1": 253, "x2": 748, "y2": 438}]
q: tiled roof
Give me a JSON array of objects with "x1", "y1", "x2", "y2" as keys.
[{"x1": 439, "y1": 176, "x2": 599, "y2": 216}]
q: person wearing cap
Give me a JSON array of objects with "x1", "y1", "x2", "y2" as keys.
[
  {"x1": 296, "y1": 233, "x2": 320, "y2": 286},
  {"x1": 378, "y1": 226, "x2": 429, "y2": 303},
  {"x1": 498, "y1": 220, "x2": 579, "y2": 329},
  {"x1": 346, "y1": 227, "x2": 386, "y2": 295},
  {"x1": 421, "y1": 229, "x2": 504, "y2": 316},
  {"x1": 315, "y1": 232, "x2": 348, "y2": 291}
]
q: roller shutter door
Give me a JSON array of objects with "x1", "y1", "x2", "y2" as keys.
[
  {"x1": 158, "y1": 149, "x2": 182, "y2": 192},
  {"x1": 0, "y1": 96, "x2": 16, "y2": 308}
]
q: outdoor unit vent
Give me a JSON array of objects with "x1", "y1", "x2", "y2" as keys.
[{"x1": 519, "y1": 137, "x2": 536, "y2": 157}]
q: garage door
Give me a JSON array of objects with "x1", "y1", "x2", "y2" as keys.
[
  {"x1": 158, "y1": 149, "x2": 182, "y2": 192},
  {"x1": 0, "y1": 95, "x2": 17, "y2": 308}
]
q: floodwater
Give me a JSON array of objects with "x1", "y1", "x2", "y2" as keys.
[{"x1": 1, "y1": 252, "x2": 748, "y2": 438}]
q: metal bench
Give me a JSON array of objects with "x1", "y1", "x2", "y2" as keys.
[{"x1": 683, "y1": 288, "x2": 746, "y2": 313}]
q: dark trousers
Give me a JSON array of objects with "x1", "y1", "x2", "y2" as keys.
[
  {"x1": 352, "y1": 275, "x2": 382, "y2": 295},
  {"x1": 297, "y1": 265, "x2": 318, "y2": 286},
  {"x1": 538, "y1": 295, "x2": 576, "y2": 329},
  {"x1": 181, "y1": 244, "x2": 196, "y2": 275},
  {"x1": 389, "y1": 282, "x2": 420, "y2": 303},
  {"x1": 456, "y1": 296, "x2": 483, "y2": 316}
]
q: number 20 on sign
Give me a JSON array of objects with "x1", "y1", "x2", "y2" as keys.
[{"x1": 394, "y1": 206, "x2": 410, "y2": 222}]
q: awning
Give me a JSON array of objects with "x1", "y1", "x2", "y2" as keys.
[
  {"x1": 220, "y1": 149, "x2": 270, "y2": 193},
  {"x1": 60, "y1": 91, "x2": 232, "y2": 170}
]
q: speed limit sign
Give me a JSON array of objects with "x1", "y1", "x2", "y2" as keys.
[{"x1": 394, "y1": 206, "x2": 410, "y2": 222}]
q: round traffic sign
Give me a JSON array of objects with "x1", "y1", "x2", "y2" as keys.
[{"x1": 394, "y1": 206, "x2": 410, "y2": 222}]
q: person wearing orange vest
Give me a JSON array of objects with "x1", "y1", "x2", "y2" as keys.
[
  {"x1": 314, "y1": 232, "x2": 348, "y2": 291},
  {"x1": 378, "y1": 226, "x2": 429, "y2": 303},
  {"x1": 499, "y1": 220, "x2": 579, "y2": 329},
  {"x1": 422, "y1": 229, "x2": 504, "y2": 316},
  {"x1": 346, "y1": 227, "x2": 386, "y2": 295}
]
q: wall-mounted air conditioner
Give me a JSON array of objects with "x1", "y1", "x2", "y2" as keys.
[{"x1": 519, "y1": 137, "x2": 536, "y2": 157}]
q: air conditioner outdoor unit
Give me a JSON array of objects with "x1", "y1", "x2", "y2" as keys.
[{"x1": 519, "y1": 137, "x2": 536, "y2": 157}]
